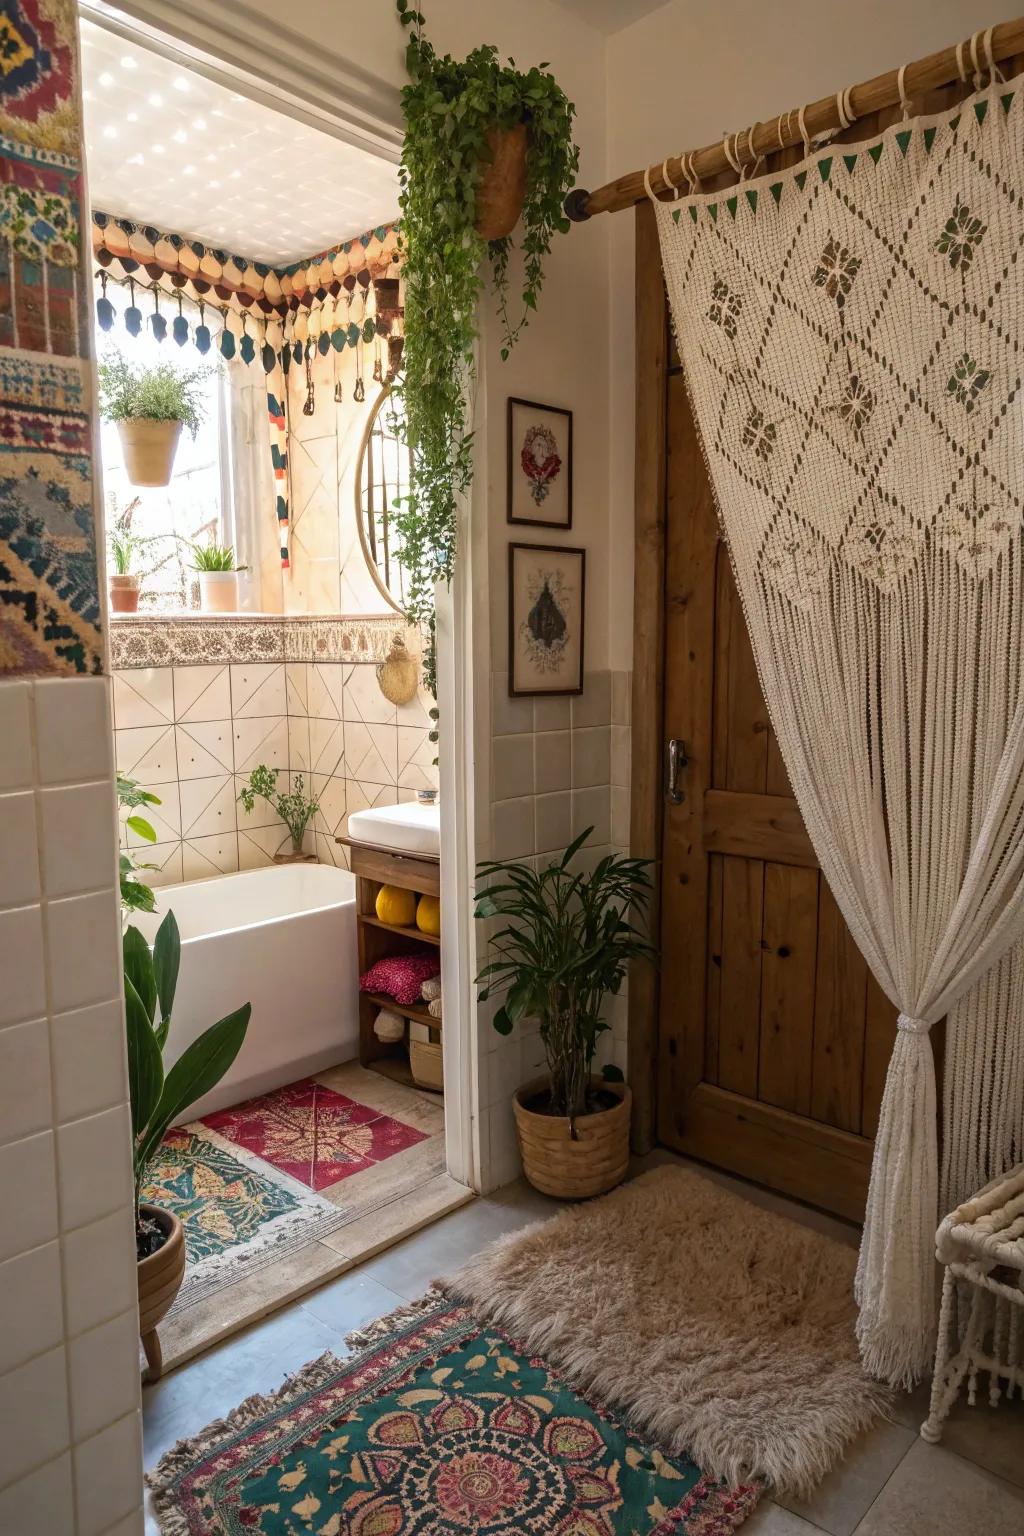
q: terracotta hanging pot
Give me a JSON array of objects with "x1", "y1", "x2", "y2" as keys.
[
  {"x1": 475, "y1": 122, "x2": 528, "y2": 240},
  {"x1": 137, "y1": 1204, "x2": 186, "y2": 1382},
  {"x1": 108, "y1": 573, "x2": 140, "y2": 614},
  {"x1": 117, "y1": 418, "x2": 183, "y2": 487},
  {"x1": 513, "y1": 1077, "x2": 631, "y2": 1200}
]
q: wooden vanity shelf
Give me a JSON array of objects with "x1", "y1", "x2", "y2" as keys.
[{"x1": 337, "y1": 835, "x2": 442, "y2": 1093}]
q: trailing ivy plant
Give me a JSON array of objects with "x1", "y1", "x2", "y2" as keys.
[{"x1": 392, "y1": 3, "x2": 579, "y2": 693}]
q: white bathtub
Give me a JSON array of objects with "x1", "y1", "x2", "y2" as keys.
[{"x1": 134, "y1": 863, "x2": 358, "y2": 1120}]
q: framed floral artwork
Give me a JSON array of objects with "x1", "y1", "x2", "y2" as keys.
[
  {"x1": 507, "y1": 397, "x2": 573, "y2": 528},
  {"x1": 508, "y1": 543, "x2": 585, "y2": 697}
]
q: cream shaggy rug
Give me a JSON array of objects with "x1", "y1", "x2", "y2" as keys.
[{"x1": 445, "y1": 1164, "x2": 891, "y2": 1496}]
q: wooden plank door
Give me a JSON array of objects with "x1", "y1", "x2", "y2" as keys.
[{"x1": 656, "y1": 369, "x2": 898, "y2": 1221}]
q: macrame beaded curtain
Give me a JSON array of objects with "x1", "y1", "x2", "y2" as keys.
[{"x1": 648, "y1": 48, "x2": 1024, "y2": 1390}]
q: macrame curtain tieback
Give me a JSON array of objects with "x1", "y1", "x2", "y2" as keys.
[{"x1": 897, "y1": 1014, "x2": 932, "y2": 1035}]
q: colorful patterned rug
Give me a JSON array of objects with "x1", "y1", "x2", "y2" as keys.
[
  {"x1": 201, "y1": 1077, "x2": 428, "y2": 1191},
  {"x1": 147, "y1": 1295, "x2": 759, "y2": 1534},
  {"x1": 143, "y1": 1123, "x2": 349, "y2": 1314}
]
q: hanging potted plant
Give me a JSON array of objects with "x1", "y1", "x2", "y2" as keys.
[
  {"x1": 98, "y1": 352, "x2": 210, "y2": 487},
  {"x1": 189, "y1": 542, "x2": 247, "y2": 613},
  {"x1": 125, "y1": 912, "x2": 250, "y2": 1379},
  {"x1": 475, "y1": 829, "x2": 655, "y2": 1199},
  {"x1": 392, "y1": 3, "x2": 579, "y2": 694}
]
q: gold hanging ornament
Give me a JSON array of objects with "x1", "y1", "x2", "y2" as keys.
[{"x1": 376, "y1": 634, "x2": 419, "y2": 706}]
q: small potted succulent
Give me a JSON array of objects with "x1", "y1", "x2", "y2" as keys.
[
  {"x1": 237, "y1": 765, "x2": 320, "y2": 862},
  {"x1": 98, "y1": 351, "x2": 210, "y2": 487},
  {"x1": 189, "y1": 542, "x2": 247, "y2": 613},
  {"x1": 475, "y1": 828, "x2": 654, "y2": 1199},
  {"x1": 126, "y1": 912, "x2": 250, "y2": 1379}
]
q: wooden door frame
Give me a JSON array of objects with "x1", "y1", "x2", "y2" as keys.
[{"x1": 627, "y1": 200, "x2": 667, "y2": 1154}]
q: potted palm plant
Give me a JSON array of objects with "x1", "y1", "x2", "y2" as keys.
[
  {"x1": 475, "y1": 828, "x2": 654, "y2": 1199},
  {"x1": 125, "y1": 912, "x2": 251, "y2": 1379},
  {"x1": 189, "y1": 542, "x2": 247, "y2": 612},
  {"x1": 98, "y1": 352, "x2": 210, "y2": 487}
]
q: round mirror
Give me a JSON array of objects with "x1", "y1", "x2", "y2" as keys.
[{"x1": 356, "y1": 386, "x2": 412, "y2": 614}]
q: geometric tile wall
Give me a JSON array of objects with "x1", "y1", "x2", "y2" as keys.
[{"x1": 113, "y1": 659, "x2": 438, "y2": 885}]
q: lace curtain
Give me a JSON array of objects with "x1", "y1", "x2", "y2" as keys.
[{"x1": 651, "y1": 81, "x2": 1024, "y2": 1385}]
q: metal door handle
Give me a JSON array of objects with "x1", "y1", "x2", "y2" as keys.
[{"x1": 666, "y1": 738, "x2": 688, "y2": 804}]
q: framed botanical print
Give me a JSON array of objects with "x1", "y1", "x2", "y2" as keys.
[
  {"x1": 507, "y1": 397, "x2": 573, "y2": 528},
  {"x1": 508, "y1": 543, "x2": 585, "y2": 697}
]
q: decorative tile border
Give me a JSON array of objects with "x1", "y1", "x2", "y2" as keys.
[{"x1": 109, "y1": 614, "x2": 416, "y2": 669}]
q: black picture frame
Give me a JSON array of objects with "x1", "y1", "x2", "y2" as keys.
[
  {"x1": 506, "y1": 397, "x2": 573, "y2": 529},
  {"x1": 508, "y1": 542, "x2": 586, "y2": 697}
]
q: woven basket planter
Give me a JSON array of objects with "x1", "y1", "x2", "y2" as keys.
[
  {"x1": 117, "y1": 418, "x2": 182, "y2": 487},
  {"x1": 475, "y1": 123, "x2": 527, "y2": 240},
  {"x1": 513, "y1": 1076, "x2": 631, "y2": 1200},
  {"x1": 137, "y1": 1203, "x2": 186, "y2": 1382}
]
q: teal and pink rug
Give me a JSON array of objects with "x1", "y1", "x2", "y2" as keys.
[{"x1": 147, "y1": 1295, "x2": 759, "y2": 1534}]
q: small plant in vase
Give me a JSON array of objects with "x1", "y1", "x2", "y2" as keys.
[
  {"x1": 189, "y1": 542, "x2": 247, "y2": 613},
  {"x1": 237, "y1": 765, "x2": 320, "y2": 862},
  {"x1": 98, "y1": 351, "x2": 210, "y2": 487},
  {"x1": 475, "y1": 828, "x2": 655, "y2": 1199}
]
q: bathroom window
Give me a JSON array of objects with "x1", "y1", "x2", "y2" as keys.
[
  {"x1": 96, "y1": 282, "x2": 229, "y2": 613},
  {"x1": 356, "y1": 386, "x2": 412, "y2": 613}
]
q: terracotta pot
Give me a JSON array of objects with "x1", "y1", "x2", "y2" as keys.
[
  {"x1": 475, "y1": 122, "x2": 528, "y2": 240},
  {"x1": 197, "y1": 570, "x2": 239, "y2": 612},
  {"x1": 117, "y1": 418, "x2": 182, "y2": 487},
  {"x1": 513, "y1": 1076, "x2": 631, "y2": 1200},
  {"x1": 109, "y1": 573, "x2": 140, "y2": 614},
  {"x1": 137, "y1": 1204, "x2": 186, "y2": 1382}
]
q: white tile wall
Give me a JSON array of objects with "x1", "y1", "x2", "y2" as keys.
[{"x1": 0, "y1": 676, "x2": 142, "y2": 1531}]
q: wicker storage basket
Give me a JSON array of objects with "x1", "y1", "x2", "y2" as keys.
[
  {"x1": 410, "y1": 1037, "x2": 443, "y2": 1093},
  {"x1": 513, "y1": 1077, "x2": 631, "y2": 1200}
]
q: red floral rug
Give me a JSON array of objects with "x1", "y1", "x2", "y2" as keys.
[{"x1": 201, "y1": 1079, "x2": 427, "y2": 1192}]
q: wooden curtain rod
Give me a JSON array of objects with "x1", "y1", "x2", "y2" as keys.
[{"x1": 565, "y1": 16, "x2": 1024, "y2": 221}]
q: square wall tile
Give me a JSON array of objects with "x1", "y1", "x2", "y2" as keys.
[
  {"x1": 39, "y1": 781, "x2": 118, "y2": 899},
  {"x1": 178, "y1": 775, "x2": 236, "y2": 841},
  {"x1": 103, "y1": 1509, "x2": 145, "y2": 1536},
  {"x1": 115, "y1": 724, "x2": 176, "y2": 785},
  {"x1": 0, "y1": 1346, "x2": 69, "y2": 1488},
  {"x1": 0, "y1": 1018, "x2": 51, "y2": 1146},
  {"x1": 230, "y1": 663, "x2": 286, "y2": 719},
  {"x1": 175, "y1": 721, "x2": 233, "y2": 779},
  {"x1": 491, "y1": 797, "x2": 534, "y2": 861},
  {"x1": 533, "y1": 693, "x2": 570, "y2": 731},
  {"x1": 51, "y1": 999, "x2": 127, "y2": 1125},
  {"x1": 46, "y1": 888, "x2": 120, "y2": 1015},
  {"x1": 611, "y1": 670, "x2": 631, "y2": 726},
  {"x1": 111, "y1": 669, "x2": 173, "y2": 730},
  {"x1": 68, "y1": 1309, "x2": 140, "y2": 1443},
  {"x1": 345, "y1": 721, "x2": 397, "y2": 787},
  {"x1": 62, "y1": 1206, "x2": 137, "y2": 1338},
  {"x1": 491, "y1": 679, "x2": 533, "y2": 736},
  {"x1": 0, "y1": 1450, "x2": 74, "y2": 1536},
  {"x1": 0, "y1": 1240, "x2": 63, "y2": 1374},
  {"x1": 181, "y1": 832, "x2": 239, "y2": 881},
  {"x1": 34, "y1": 679, "x2": 112, "y2": 787},
  {"x1": 121, "y1": 780, "x2": 179, "y2": 848},
  {"x1": 535, "y1": 731, "x2": 570, "y2": 794},
  {"x1": 572, "y1": 786, "x2": 611, "y2": 845},
  {"x1": 288, "y1": 715, "x2": 312, "y2": 773},
  {"x1": 0, "y1": 1130, "x2": 58, "y2": 1264},
  {"x1": 0, "y1": 904, "x2": 45, "y2": 1026},
  {"x1": 0, "y1": 790, "x2": 39, "y2": 907},
  {"x1": 309, "y1": 717, "x2": 345, "y2": 778},
  {"x1": 535, "y1": 792, "x2": 571, "y2": 854},
  {"x1": 285, "y1": 662, "x2": 309, "y2": 716},
  {"x1": 310, "y1": 663, "x2": 346, "y2": 720},
  {"x1": 343, "y1": 663, "x2": 397, "y2": 726},
  {"x1": 73, "y1": 1409, "x2": 142, "y2": 1536},
  {"x1": 572, "y1": 672, "x2": 611, "y2": 729},
  {"x1": 493, "y1": 734, "x2": 534, "y2": 802},
  {"x1": 233, "y1": 716, "x2": 288, "y2": 775},
  {"x1": 172, "y1": 665, "x2": 230, "y2": 723},
  {"x1": 571, "y1": 727, "x2": 610, "y2": 789},
  {"x1": 57, "y1": 1105, "x2": 133, "y2": 1233},
  {"x1": 0, "y1": 681, "x2": 32, "y2": 790}
]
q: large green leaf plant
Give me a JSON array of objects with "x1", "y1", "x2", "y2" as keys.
[{"x1": 124, "y1": 912, "x2": 250, "y2": 1250}]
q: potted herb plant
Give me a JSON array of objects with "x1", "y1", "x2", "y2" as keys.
[
  {"x1": 125, "y1": 911, "x2": 251, "y2": 1379},
  {"x1": 392, "y1": 2, "x2": 579, "y2": 696},
  {"x1": 98, "y1": 351, "x2": 210, "y2": 487},
  {"x1": 475, "y1": 828, "x2": 654, "y2": 1199},
  {"x1": 107, "y1": 508, "x2": 144, "y2": 614},
  {"x1": 189, "y1": 542, "x2": 247, "y2": 613},
  {"x1": 237, "y1": 765, "x2": 320, "y2": 862}
]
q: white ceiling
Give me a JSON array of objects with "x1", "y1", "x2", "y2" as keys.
[
  {"x1": 79, "y1": 17, "x2": 400, "y2": 267},
  {"x1": 549, "y1": 0, "x2": 672, "y2": 33}
]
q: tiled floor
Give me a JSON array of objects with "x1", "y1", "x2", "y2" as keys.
[{"x1": 142, "y1": 1151, "x2": 1024, "y2": 1535}]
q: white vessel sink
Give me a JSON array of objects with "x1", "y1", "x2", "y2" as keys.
[{"x1": 347, "y1": 800, "x2": 440, "y2": 858}]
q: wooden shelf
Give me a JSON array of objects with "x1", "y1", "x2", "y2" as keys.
[
  {"x1": 362, "y1": 991, "x2": 440, "y2": 1030},
  {"x1": 359, "y1": 915, "x2": 440, "y2": 948}
]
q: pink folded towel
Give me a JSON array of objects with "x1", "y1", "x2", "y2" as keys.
[{"x1": 360, "y1": 953, "x2": 440, "y2": 1007}]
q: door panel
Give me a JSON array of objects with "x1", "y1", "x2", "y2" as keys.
[{"x1": 657, "y1": 372, "x2": 898, "y2": 1221}]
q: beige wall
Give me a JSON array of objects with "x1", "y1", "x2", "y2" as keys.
[{"x1": 604, "y1": 0, "x2": 1020, "y2": 668}]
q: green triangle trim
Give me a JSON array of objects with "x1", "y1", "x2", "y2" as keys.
[
  {"x1": 923, "y1": 126, "x2": 937, "y2": 153},
  {"x1": 843, "y1": 154, "x2": 858, "y2": 174},
  {"x1": 818, "y1": 156, "x2": 832, "y2": 183},
  {"x1": 868, "y1": 143, "x2": 883, "y2": 164},
  {"x1": 708, "y1": 202, "x2": 718, "y2": 222},
  {"x1": 1001, "y1": 91, "x2": 1014, "y2": 115},
  {"x1": 895, "y1": 129, "x2": 912, "y2": 156},
  {"x1": 689, "y1": 205, "x2": 698, "y2": 223},
  {"x1": 726, "y1": 195, "x2": 738, "y2": 219},
  {"x1": 745, "y1": 188, "x2": 758, "y2": 213},
  {"x1": 794, "y1": 170, "x2": 807, "y2": 191},
  {"x1": 974, "y1": 100, "x2": 988, "y2": 124},
  {"x1": 671, "y1": 208, "x2": 681, "y2": 223},
  {"x1": 949, "y1": 114, "x2": 961, "y2": 132},
  {"x1": 770, "y1": 182, "x2": 783, "y2": 206}
]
